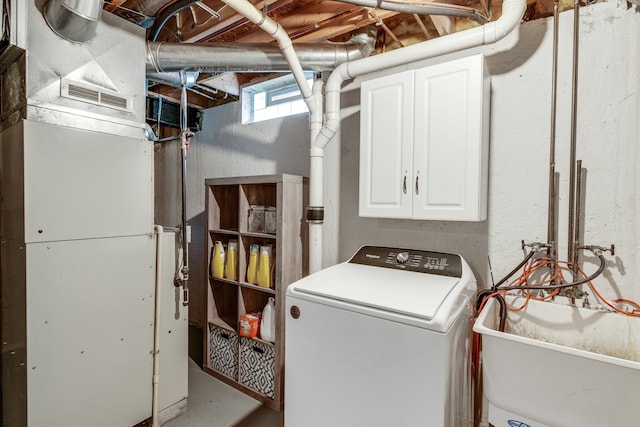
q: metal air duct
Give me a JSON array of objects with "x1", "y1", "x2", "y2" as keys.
[
  {"x1": 44, "y1": 0, "x2": 104, "y2": 43},
  {"x1": 145, "y1": 29, "x2": 376, "y2": 73}
]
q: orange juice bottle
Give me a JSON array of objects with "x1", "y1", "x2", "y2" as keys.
[
  {"x1": 257, "y1": 246, "x2": 272, "y2": 289},
  {"x1": 225, "y1": 240, "x2": 237, "y2": 280},
  {"x1": 246, "y1": 244, "x2": 259, "y2": 284},
  {"x1": 211, "y1": 240, "x2": 225, "y2": 279}
]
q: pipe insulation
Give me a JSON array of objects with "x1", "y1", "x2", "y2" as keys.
[{"x1": 145, "y1": 31, "x2": 376, "y2": 73}]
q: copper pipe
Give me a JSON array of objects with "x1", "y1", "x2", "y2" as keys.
[
  {"x1": 573, "y1": 160, "x2": 583, "y2": 280},
  {"x1": 378, "y1": 20, "x2": 404, "y2": 48},
  {"x1": 548, "y1": 0, "x2": 559, "y2": 282},
  {"x1": 413, "y1": 14, "x2": 431, "y2": 40},
  {"x1": 567, "y1": 0, "x2": 580, "y2": 278}
]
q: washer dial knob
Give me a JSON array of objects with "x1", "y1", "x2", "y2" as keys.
[{"x1": 396, "y1": 251, "x2": 410, "y2": 264}]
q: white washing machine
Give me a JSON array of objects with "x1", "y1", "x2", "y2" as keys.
[{"x1": 285, "y1": 246, "x2": 476, "y2": 427}]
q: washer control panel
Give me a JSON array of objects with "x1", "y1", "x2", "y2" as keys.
[{"x1": 349, "y1": 246, "x2": 462, "y2": 278}]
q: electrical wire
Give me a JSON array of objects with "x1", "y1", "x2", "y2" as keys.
[
  {"x1": 492, "y1": 248, "x2": 537, "y2": 290},
  {"x1": 497, "y1": 253, "x2": 605, "y2": 291},
  {"x1": 477, "y1": 249, "x2": 640, "y2": 318}
]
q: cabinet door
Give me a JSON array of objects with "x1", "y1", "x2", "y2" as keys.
[
  {"x1": 413, "y1": 55, "x2": 489, "y2": 221},
  {"x1": 359, "y1": 71, "x2": 414, "y2": 218}
]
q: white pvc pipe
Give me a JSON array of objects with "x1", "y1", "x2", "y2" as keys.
[
  {"x1": 307, "y1": 0, "x2": 526, "y2": 271},
  {"x1": 314, "y1": 0, "x2": 526, "y2": 151},
  {"x1": 309, "y1": 79, "x2": 324, "y2": 273},
  {"x1": 219, "y1": 0, "x2": 314, "y2": 109},
  {"x1": 152, "y1": 225, "x2": 163, "y2": 427},
  {"x1": 220, "y1": 0, "x2": 323, "y2": 272}
]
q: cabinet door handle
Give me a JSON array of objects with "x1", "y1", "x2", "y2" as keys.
[
  {"x1": 415, "y1": 175, "x2": 420, "y2": 195},
  {"x1": 403, "y1": 175, "x2": 407, "y2": 194}
]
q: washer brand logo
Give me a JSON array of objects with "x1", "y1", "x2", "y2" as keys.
[
  {"x1": 365, "y1": 254, "x2": 380, "y2": 259},
  {"x1": 508, "y1": 420, "x2": 531, "y2": 427}
]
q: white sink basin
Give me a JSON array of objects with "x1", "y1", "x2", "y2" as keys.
[{"x1": 473, "y1": 295, "x2": 640, "y2": 427}]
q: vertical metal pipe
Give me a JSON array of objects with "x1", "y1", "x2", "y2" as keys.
[
  {"x1": 572, "y1": 160, "x2": 582, "y2": 279},
  {"x1": 180, "y1": 81, "x2": 190, "y2": 305},
  {"x1": 567, "y1": 0, "x2": 580, "y2": 274},
  {"x1": 548, "y1": 0, "x2": 560, "y2": 280}
]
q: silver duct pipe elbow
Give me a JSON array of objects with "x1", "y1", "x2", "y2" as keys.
[
  {"x1": 44, "y1": 0, "x2": 104, "y2": 43},
  {"x1": 145, "y1": 30, "x2": 376, "y2": 73},
  {"x1": 147, "y1": 71, "x2": 200, "y2": 88}
]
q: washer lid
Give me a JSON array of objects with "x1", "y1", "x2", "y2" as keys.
[{"x1": 291, "y1": 262, "x2": 460, "y2": 321}]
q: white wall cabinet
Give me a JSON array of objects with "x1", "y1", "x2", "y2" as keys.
[{"x1": 359, "y1": 54, "x2": 490, "y2": 222}]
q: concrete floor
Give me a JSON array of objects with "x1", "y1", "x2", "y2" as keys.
[{"x1": 163, "y1": 359, "x2": 283, "y2": 427}]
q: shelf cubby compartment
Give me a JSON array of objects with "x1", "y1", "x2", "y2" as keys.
[
  {"x1": 239, "y1": 183, "x2": 277, "y2": 234},
  {"x1": 208, "y1": 280, "x2": 238, "y2": 332},
  {"x1": 208, "y1": 232, "x2": 241, "y2": 283},
  {"x1": 239, "y1": 235, "x2": 276, "y2": 290},
  {"x1": 240, "y1": 286, "x2": 272, "y2": 319},
  {"x1": 208, "y1": 184, "x2": 239, "y2": 232},
  {"x1": 208, "y1": 324, "x2": 239, "y2": 380},
  {"x1": 239, "y1": 337, "x2": 275, "y2": 399}
]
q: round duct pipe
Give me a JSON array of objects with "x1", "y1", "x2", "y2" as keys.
[{"x1": 44, "y1": 0, "x2": 104, "y2": 43}]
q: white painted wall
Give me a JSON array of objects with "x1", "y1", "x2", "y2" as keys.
[
  {"x1": 331, "y1": 1, "x2": 640, "y2": 304},
  {"x1": 487, "y1": 2, "x2": 640, "y2": 303},
  {"x1": 157, "y1": 102, "x2": 310, "y2": 326},
  {"x1": 168, "y1": 0, "x2": 640, "y2": 327}
]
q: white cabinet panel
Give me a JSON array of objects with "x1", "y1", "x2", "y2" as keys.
[
  {"x1": 158, "y1": 232, "x2": 189, "y2": 418},
  {"x1": 413, "y1": 55, "x2": 489, "y2": 221},
  {"x1": 26, "y1": 235, "x2": 155, "y2": 427},
  {"x1": 23, "y1": 120, "x2": 154, "y2": 243},
  {"x1": 359, "y1": 54, "x2": 489, "y2": 222},
  {"x1": 359, "y1": 71, "x2": 414, "y2": 218}
]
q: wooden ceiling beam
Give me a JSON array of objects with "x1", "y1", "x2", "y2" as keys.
[
  {"x1": 230, "y1": 2, "x2": 366, "y2": 43},
  {"x1": 104, "y1": 0, "x2": 130, "y2": 13},
  {"x1": 291, "y1": 9, "x2": 398, "y2": 43},
  {"x1": 179, "y1": 0, "x2": 315, "y2": 42},
  {"x1": 430, "y1": 15, "x2": 455, "y2": 36}
]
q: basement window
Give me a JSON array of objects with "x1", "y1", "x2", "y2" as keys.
[{"x1": 241, "y1": 72, "x2": 314, "y2": 124}]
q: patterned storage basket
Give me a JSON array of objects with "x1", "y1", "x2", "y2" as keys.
[
  {"x1": 209, "y1": 324, "x2": 239, "y2": 379},
  {"x1": 239, "y1": 337, "x2": 275, "y2": 398}
]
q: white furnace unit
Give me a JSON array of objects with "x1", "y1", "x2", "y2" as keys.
[
  {"x1": 0, "y1": 2, "x2": 187, "y2": 426},
  {"x1": 285, "y1": 246, "x2": 476, "y2": 427}
]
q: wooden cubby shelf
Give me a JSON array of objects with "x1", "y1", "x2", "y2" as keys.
[{"x1": 204, "y1": 174, "x2": 308, "y2": 411}]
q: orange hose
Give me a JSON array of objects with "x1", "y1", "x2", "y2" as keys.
[{"x1": 482, "y1": 256, "x2": 640, "y2": 317}]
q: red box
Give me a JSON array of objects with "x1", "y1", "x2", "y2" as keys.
[{"x1": 239, "y1": 313, "x2": 261, "y2": 338}]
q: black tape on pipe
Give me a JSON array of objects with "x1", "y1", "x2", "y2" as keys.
[{"x1": 306, "y1": 206, "x2": 324, "y2": 222}]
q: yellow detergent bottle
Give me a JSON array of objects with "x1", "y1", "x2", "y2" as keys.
[
  {"x1": 211, "y1": 240, "x2": 225, "y2": 279},
  {"x1": 225, "y1": 240, "x2": 237, "y2": 280},
  {"x1": 246, "y1": 244, "x2": 259, "y2": 284},
  {"x1": 257, "y1": 245, "x2": 272, "y2": 289}
]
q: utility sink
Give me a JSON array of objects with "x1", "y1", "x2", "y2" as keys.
[{"x1": 473, "y1": 295, "x2": 640, "y2": 427}]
